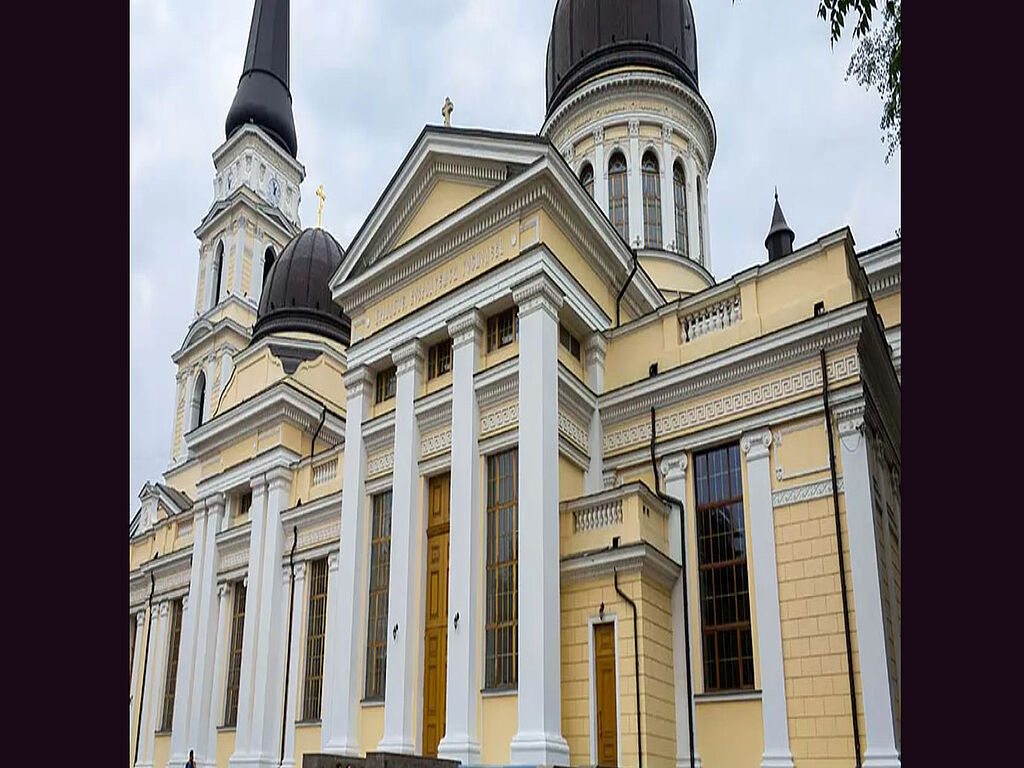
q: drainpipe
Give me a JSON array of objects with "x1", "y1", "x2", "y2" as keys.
[
  {"x1": 613, "y1": 566, "x2": 642, "y2": 768},
  {"x1": 133, "y1": 566, "x2": 156, "y2": 767},
  {"x1": 280, "y1": 526, "x2": 299, "y2": 766},
  {"x1": 616, "y1": 250, "x2": 639, "y2": 328},
  {"x1": 310, "y1": 405, "x2": 327, "y2": 461},
  {"x1": 648, "y1": 408, "x2": 696, "y2": 768},
  {"x1": 821, "y1": 348, "x2": 863, "y2": 768}
]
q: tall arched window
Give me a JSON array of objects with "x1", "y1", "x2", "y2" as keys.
[
  {"x1": 580, "y1": 163, "x2": 594, "y2": 198},
  {"x1": 212, "y1": 242, "x2": 224, "y2": 308},
  {"x1": 608, "y1": 153, "x2": 629, "y2": 241},
  {"x1": 191, "y1": 371, "x2": 207, "y2": 429},
  {"x1": 673, "y1": 162, "x2": 688, "y2": 258},
  {"x1": 642, "y1": 151, "x2": 662, "y2": 248},
  {"x1": 697, "y1": 176, "x2": 705, "y2": 264},
  {"x1": 262, "y1": 246, "x2": 276, "y2": 289}
]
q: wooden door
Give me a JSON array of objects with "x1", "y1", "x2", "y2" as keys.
[
  {"x1": 423, "y1": 473, "x2": 451, "y2": 758},
  {"x1": 594, "y1": 622, "x2": 618, "y2": 766}
]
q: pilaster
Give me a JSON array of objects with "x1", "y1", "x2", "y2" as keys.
[
  {"x1": 509, "y1": 273, "x2": 570, "y2": 766},
  {"x1": 661, "y1": 124, "x2": 677, "y2": 252},
  {"x1": 137, "y1": 600, "x2": 169, "y2": 768},
  {"x1": 741, "y1": 428, "x2": 794, "y2": 768},
  {"x1": 379, "y1": 341, "x2": 426, "y2": 754},
  {"x1": 206, "y1": 582, "x2": 233, "y2": 767},
  {"x1": 131, "y1": 609, "x2": 147, "y2": 731},
  {"x1": 684, "y1": 150, "x2": 701, "y2": 267},
  {"x1": 320, "y1": 550, "x2": 341, "y2": 740},
  {"x1": 593, "y1": 126, "x2": 608, "y2": 216},
  {"x1": 627, "y1": 119, "x2": 642, "y2": 247},
  {"x1": 280, "y1": 560, "x2": 307, "y2": 768},
  {"x1": 584, "y1": 334, "x2": 607, "y2": 495}
]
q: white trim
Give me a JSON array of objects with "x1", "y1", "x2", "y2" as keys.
[{"x1": 587, "y1": 614, "x2": 622, "y2": 767}]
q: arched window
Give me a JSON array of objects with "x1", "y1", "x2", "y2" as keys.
[
  {"x1": 262, "y1": 246, "x2": 276, "y2": 289},
  {"x1": 191, "y1": 371, "x2": 207, "y2": 429},
  {"x1": 697, "y1": 176, "x2": 705, "y2": 264},
  {"x1": 607, "y1": 153, "x2": 629, "y2": 241},
  {"x1": 673, "y1": 162, "x2": 688, "y2": 258},
  {"x1": 579, "y1": 163, "x2": 594, "y2": 198},
  {"x1": 642, "y1": 151, "x2": 662, "y2": 248},
  {"x1": 212, "y1": 242, "x2": 224, "y2": 308}
]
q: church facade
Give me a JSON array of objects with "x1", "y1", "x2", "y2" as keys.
[{"x1": 129, "y1": 3, "x2": 902, "y2": 768}]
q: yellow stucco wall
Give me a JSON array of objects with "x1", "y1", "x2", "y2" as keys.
[
  {"x1": 481, "y1": 693, "x2": 518, "y2": 764},
  {"x1": 396, "y1": 178, "x2": 493, "y2": 247},
  {"x1": 873, "y1": 292, "x2": 900, "y2": 329},
  {"x1": 294, "y1": 724, "x2": 322, "y2": 766},
  {"x1": 216, "y1": 729, "x2": 235, "y2": 768},
  {"x1": 639, "y1": 255, "x2": 712, "y2": 298},
  {"x1": 360, "y1": 704, "x2": 385, "y2": 754},
  {"x1": 695, "y1": 697, "x2": 764, "y2": 767}
]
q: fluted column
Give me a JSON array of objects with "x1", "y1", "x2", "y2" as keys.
[
  {"x1": 323, "y1": 365, "x2": 374, "y2": 756},
  {"x1": 584, "y1": 334, "x2": 606, "y2": 494},
  {"x1": 593, "y1": 126, "x2": 608, "y2": 216},
  {"x1": 661, "y1": 124, "x2": 677, "y2": 252},
  {"x1": 509, "y1": 273, "x2": 570, "y2": 766},
  {"x1": 281, "y1": 560, "x2": 307, "y2": 768},
  {"x1": 380, "y1": 340, "x2": 426, "y2": 754},
  {"x1": 137, "y1": 600, "x2": 170, "y2": 768},
  {"x1": 205, "y1": 582, "x2": 233, "y2": 767},
  {"x1": 660, "y1": 454, "x2": 702, "y2": 768},
  {"x1": 742, "y1": 428, "x2": 794, "y2": 768},
  {"x1": 837, "y1": 404, "x2": 901, "y2": 768},
  {"x1": 437, "y1": 309, "x2": 484, "y2": 765},
  {"x1": 627, "y1": 119, "x2": 642, "y2": 247}
]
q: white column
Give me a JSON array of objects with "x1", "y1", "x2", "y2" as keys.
[
  {"x1": 627, "y1": 119, "x2": 642, "y2": 247},
  {"x1": 593, "y1": 126, "x2": 608, "y2": 217},
  {"x1": 131, "y1": 610, "x2": 147, "y2": 727},
  {"x1": 509, "y1": 273, "x2": 570, "y2": 766},
  {"x1": 205, "y1": 582, "x2": 233, "y2": 768},
  {"x1": 437, "y1": 310, "x2": 484, "y2": 765},
  {"x1": 699, "y1": 175, "x2": 711, "y2": 270},
  {"x1": 661, "y1": 124, "x2": 677, "y2": 253},
  {"x1": 660, "y1": 455, "x2": 702, "y2": 768},
  {"x1": 195, "y1": 245, "x2": 207, "y2": 314},
  {"x1": 742, "y1": 428, "x2": 795, "y2": 768},
  {"x1": 584, "y1": 334, "x2": 606, "y2": 495},
  {"x1": 379, "y1": 340, "x2": 426, "y2": 754},
  {"x1": 684, "y1": 152, "x2": 700, "y2": 265},
  {"x1": 246, "y1": 467, "x2": 293, "y2": 766},
  {"x1": 137, "y1": 600, "x2": 170, "y2": 768},
  {"x1": 838, "y1": 405, "x2": 901, "y2": 768},
  {"x1": 230, "y1": 478, "x2": 268, "y2": 767},
  {"x1": 320, "y1": 551, "x2": 341, "y2": 740},
  {"x1": 170, "y1": 374, "x2": 185, "y2": 464},
  {"x1": 234, "y1": 216, "x2": 246, "y2": 296},
  {"x1": 281, "y1": 560, "x2": 307, "y2": 768},
  {"x1": 323, "y1": 366, "x2": 374, "y2": 756}
]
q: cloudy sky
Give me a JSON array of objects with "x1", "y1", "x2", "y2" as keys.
[{"x1": 129, "y1": 0, "x2": 901, "y2": 512}]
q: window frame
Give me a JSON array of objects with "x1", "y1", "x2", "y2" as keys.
[
  {"x1": 484, "y1": 448, "x2": 519, "y2": 690},
  {"x1": 301, "y1": 557, "x2": 330, "y2": 721},
  {"x1": 427, "y1": 339, "x2": 453, "y2": 381},
  {"x1": 559, "y1": 323, "x2": 581, "y2": 361},
  {"x1": 375, "y1": 366, "x2": 397, "y2": 404},
  {"x1": 364, "y1": 490, "x2": 393, "y2": 701},
  {"x1": 673, "y1": 162, "x2": 688, "y2": 258},
  {"x1": 486, "y1": 308, "x2": 519, "y2": 353},
  {"x1": 223, "y1": 579, "x2": 246, "y2": 727},
  {"x1": 160, "y1": 597, "x2": 184, "y2": 732},
  {"x1": 607, "y1": 153, "x2": 630, "y2": 242},
  {"x1": 580, "y1": 162, "x2": 595, "y2": 198},
  {"x1": 641, "y1": 151, "x2": 663, "y2": 248}
]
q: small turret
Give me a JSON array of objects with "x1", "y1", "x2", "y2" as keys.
[{"x1": 765, "y1": 189, "x2": 795, "y2": 261}]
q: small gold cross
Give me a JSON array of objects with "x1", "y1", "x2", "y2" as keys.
[{"x1": 315, "y1": 184, "x2": 327, "y2": 228}]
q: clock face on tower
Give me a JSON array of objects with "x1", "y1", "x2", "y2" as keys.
[{"x1": 269, "y1": 177, "x2": 280, "y2": 205}]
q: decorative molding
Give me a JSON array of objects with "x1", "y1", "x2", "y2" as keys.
[
  {"x1": 740, "y1": 427, "x2": 773, "y2": 460},
  {"x1": 343, "y1": 365, "x2": 375, "y2": 399},
  {"x1": 312, "y1": 457, "x2": 338, "y2": 487},
  {"x1": 559, "y1": 411, "x2": 589, "y2": 454},
  {"x1": 659, "y1": 452, "x2": 688, "y2": 483},
  {"x1": 448, "y1": 308, "x2": 485, "y2": 348},
  {"x1": 367, "y1": 450, "x2": 395, "y2": 479},
  {"x1": 572, "y1": 498, "x2": 623, "y2": 532},
  {"x1": 420, "y1": 428, "x2": 452, "y2": 459},
  {"x1": 476, "y1": 359, "x2": 518, "y2": 410},
  {"x1": 296, "y1": 517, "x2": 341, "y2": 552},
  {"x1": 512, "y1": 272, "x2": 564, "y2": 319},
  {"x1": 680, "y1": 294, "x2": 742, "y2": 342},
  {"x1": 560, "y1": 542, "x2": 678, "y2": 589},
  {"x1": 392, "y1": 339, "x2": 425, "y2": 375},
  {"x1": 480, "y1": 401, "x2": 518, "y2": 436},
  {"x1": 772, "y1": 477, "x2": 845, "y2": 508}
]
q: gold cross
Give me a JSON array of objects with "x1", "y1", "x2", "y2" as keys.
[
  {"x1": 315, "y1": 184, "x2": 327, "y2": 228},
  {"x1": 442, "y1": 96, "x2": 454, "y2": 127}
]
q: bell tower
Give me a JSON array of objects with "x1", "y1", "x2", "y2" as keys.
[{"x1": 166, "y1": 0, "x2": 304, "y2": 470}]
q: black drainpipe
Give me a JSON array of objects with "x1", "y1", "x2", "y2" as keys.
[
  {"x1": 648, "y1": 408, "x2": 696, "y2": 768},
  {"x1": 133, "y1": 567, "x2": 156, "y2": 767},
  {"x1": 821, "y1": 348, "x2": 862, "y2": 768},
  {"x1": 613, "y1": 566, "x2": 642, "y2": 768},
  {"x1": 280, "y1": 526, "x2": 299, "y2": 766},
  {"x1": 311, "y1": 405, "x2": 327, "y2": 461},
  {"x1": 616, "y1": 250, "x2": 639, "y2": 328}
]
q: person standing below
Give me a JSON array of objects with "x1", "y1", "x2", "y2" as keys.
[{"x1": 185, "y1": 750, "x2": 197, "y2": 768}]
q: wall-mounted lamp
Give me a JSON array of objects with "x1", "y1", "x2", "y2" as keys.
[
  {"x1": 453, "y1": 612, "x2": 460, "y2": 630},
  {"x1": 392, "y1": 623, "x2": 399, "y2": 640},
  {"x1": 599, "y1": 601, "x2": 605, "y2": 619}
]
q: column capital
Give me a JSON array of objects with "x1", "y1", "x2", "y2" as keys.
[
  {"x1": 392, "y1": 339, "x2": 425, "y2": 375},
  {"x1": 266, "y1": 466, "x2": 293, "y2": 492},
  {"x1": 584, "y1": 333, "x2": 607, "y2": 366},
  {"x1": 217, "y1": 582, "x2": 230, "y2": 599},
  {"x1": 741, "y1": 427, "x2": 773, "y2": 460},
  {"x1": 628, "y1": 118, "x2": 640, "y2": 136},
  {"x1": 136, "y1": 609, "x2": 148, "y2": 626},
  {"x1": 181, "y1": 594, "x2": 189, "y2": 611},
  {"x1": 249, "y1": 475, "x2": 267, "y2": 494},
  {"x1": 200, "y1": 492, "x2": 226, "y2": 515},
  {"x1": 328, "y1": 550, "x2": 341, "y2": 571},
  {"x1": 294, "y1": 560, "x2": 307, "y2": 580},
  {"x1": 243, "y1": 575, "x2": 249, "y2": 589},
  {"x1": 448, "y1": 309, "x2": 485, "y2": 348},
  {"x1": 659, "y1": 452, "x2": 688, "y2": 483},
  {"x1": 593, "y1": 125, "x2": 604, "y2": 145},
  {"x1": 159, "y1": 600, "x2": 170, "y2": 617},
  {"x1": 512, "y1": 273, "x2": 563, "y2": 320},
  {"x1": 343, "y1": 364, "x2": 374, "y2": 399},
  {"x1": 662, "y1": 123, "x2": 674, "y2": 141},
  {"x1": 603, "y1": 469, "x2": 618, "y2": 490},
  {"x1": 835, "y1": 401, "x2": 867, "y2": 440}
]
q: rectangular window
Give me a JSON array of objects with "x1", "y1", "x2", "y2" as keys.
[
  {"x1": 694, "y1": 443, "x2": 754, "y2": 691},
  {"x1": 223, "y1": 580, "x2": 246, "y2": 726},
  {"x1": 486, "y1": 308, "x2": 518, "y2": 353},
  {"x1": 427, "y1": 339, "x2": 453, "y2": 380},
  {"x1": 236, "y1": 490, "x2": 252, "y2": 519},
  {"x1": 485, "y1": 448, "x2": 518, "y2": 689},
  {"x1": 559, "y1": 324, "x2": 581, "y2": 360},
  {"x1": 160, "y1": 598, "x2": 184, "y2": 731},
  {"x1": 365, "y1": 490, "x2": 393, "y2": 700},
  {"x1": 302, "y1": 557, "x2": 330, "y2": 720},
  {"x1": 375, "y1": 366, "x2": 397, "y2": 404}
]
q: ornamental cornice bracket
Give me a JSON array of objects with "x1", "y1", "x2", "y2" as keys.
[
  {"x1": 741, "y1": 427, "x2": 773, "y2": 460},
  {"x1": 328, "y1": 550, "x2": 341, "y2": 570},
  {"x1": 584, "y1": 333, "x2": 608, "y2": 366}
]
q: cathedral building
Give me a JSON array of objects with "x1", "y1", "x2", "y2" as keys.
[{"x1": 129, "y1": 2, "x2": 901, "y2": 768}]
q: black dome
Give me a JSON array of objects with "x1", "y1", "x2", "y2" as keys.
[
  {"x1": 545, "y1": 0, "x2": 699, "y2": 118},
  {"x1": 254, "y1": 228, "x2": 351, "y2": 346}
]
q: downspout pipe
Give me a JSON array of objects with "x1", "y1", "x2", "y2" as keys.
[
  {"x1": 649, "y1": 408, "x2": 696, "y2": 768},
  {"x1": 310, "y1": 405, "x2": 327, "y2": 461},
  {"x1": 821, "y1": 349, "x2": 863, "y2": 768},
  {"x1": 616, "y1": 250, "x2": 639, "y2": 328},
  {"x1": 613, "y1": 566, "x2": 643, "y2": 768},
  {"x1": 133, "y1": 567, "x2": 156, "y2": 767},
  {"x1": 280, "y1": 526, "x2": 299, "y2": 766}
]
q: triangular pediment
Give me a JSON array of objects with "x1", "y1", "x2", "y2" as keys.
[{"x1": 336, "y1": 126, "x2": 552, "y2": 284}]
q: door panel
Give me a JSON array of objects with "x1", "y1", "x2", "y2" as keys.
[
  {"x1": 423, "y1": 473, "x2": 450, "y2": 758},
  {"x1": 594, "y1": 622, "x2": 618, "y2": 766}
]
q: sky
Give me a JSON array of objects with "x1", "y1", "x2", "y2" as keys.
[{"x1": 129, "y1": 0, "x2": 901, "y2": 513}]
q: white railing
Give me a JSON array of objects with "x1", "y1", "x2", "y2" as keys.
[
  {"x1": 312, "y1": 457, "x2": 338, "y2": 487},
  {"x1": 573, "y1": 499, "x2": 624, "y2": 533},
  {"x1": 681, "y1": 294, "x2": 742, "y2": 342}
]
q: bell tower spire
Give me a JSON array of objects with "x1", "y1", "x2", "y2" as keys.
[{"x1": 225, "y1": 0, "x2": 298, "y2": 158}]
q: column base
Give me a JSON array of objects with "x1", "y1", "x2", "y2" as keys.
[
  {"x1": 863, "y1": 750, "x2": 901, "y2": 768},
  {"x1": 229, "y1": 756, "x2": 287, "y2": 768},
  {"x1": 509, "y1": 732, "x2": 570, "y2": 767},
  {"x1": 320, "y1": 739, "x2": 364, "y2": 759},
  {"x1": 676, "y1": 757, "x2": 703, "y2": 768},
  {"x1": 436, "y1": 735, "x2": 481, "y2": 765},
  {"x1": 375, "y1": 738, "x2": 417, "y2": 756},
  {"x1": 759, "y1": 752, "x2": 795, "y2": 768}
]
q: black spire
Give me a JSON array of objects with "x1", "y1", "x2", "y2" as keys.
[
  {"x1": 765, "y1": 189, "x2": 795, "y2": 261},
  {"x1": 225, "y1": 0, "x2": 298, "y2": 158}
]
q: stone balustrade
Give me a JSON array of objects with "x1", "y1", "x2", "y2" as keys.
[
  {"x1": 560, "y1": 481, "x2": 669, "y2": 556},
  {"x1": 680, "y1": 293, "x2": 742, "y2": 342}
]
